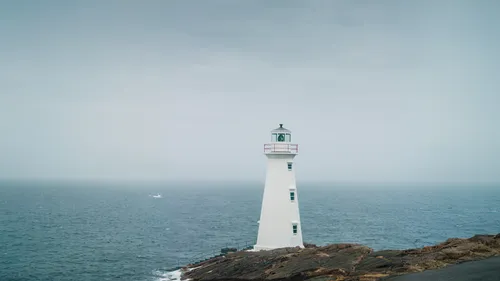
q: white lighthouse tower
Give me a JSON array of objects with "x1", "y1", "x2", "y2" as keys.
[{"x1": 254, "y1": 124, "x2": 304, "y2": 251}]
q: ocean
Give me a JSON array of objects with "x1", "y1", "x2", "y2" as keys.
[{"x1": 1, "y1": 181, "x2": 499, "y2": 281}]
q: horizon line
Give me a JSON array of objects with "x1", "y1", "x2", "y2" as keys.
[{"x1": 0, "y1": 177, "x2": 499, "y2": 187}]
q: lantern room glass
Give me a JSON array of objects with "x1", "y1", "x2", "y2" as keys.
[{"x1": 273, "y1": 133, "x2": 291, "y2": 142}]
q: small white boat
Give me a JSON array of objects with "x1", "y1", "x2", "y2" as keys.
[{"x1": 152, "y1": 193, "x2": 162, "y2": 198}]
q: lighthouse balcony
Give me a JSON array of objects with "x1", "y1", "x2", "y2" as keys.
[{"x1": 264, "y1": 143, "x2": 298, "y2": 154}]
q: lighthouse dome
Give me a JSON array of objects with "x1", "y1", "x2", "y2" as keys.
[{"x1": 271, "y1": 124, "x2": 291, "y2": 133}]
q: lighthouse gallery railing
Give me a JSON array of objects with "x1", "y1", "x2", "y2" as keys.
[{"x1": 264, "y1": 143, "x2": 298, "y2": 154}]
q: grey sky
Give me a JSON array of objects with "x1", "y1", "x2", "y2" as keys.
[{"x1": 1, "y1": 1, "x2": 499, "y2": 183}]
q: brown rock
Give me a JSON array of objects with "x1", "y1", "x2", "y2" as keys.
[
  {"x1": 182, "y1": 234, "x2": 500, "y2": 281},
  {"x1": 304, "y1": 242, "x2": 318, "y2": 248}
]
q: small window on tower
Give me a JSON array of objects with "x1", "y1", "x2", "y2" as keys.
[
  {"x1": 290, "y1": 191, "x2": 295, "y2": 201},
  {"x1": 287, "y1": 162, "x2": 293, "y2": 171},
  {"x1": 292, "y1": 224, "x2": 298, "y2": 235}
]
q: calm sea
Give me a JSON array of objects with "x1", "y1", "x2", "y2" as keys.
[{"x1": 1, "y1": 181, "x2": 499, "y2": 281}]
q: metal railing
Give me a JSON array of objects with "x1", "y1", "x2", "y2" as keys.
[{"x1": 264, "y1": 143, "x2": 299, "y2": 154}]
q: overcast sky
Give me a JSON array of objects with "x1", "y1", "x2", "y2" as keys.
[{"x1": 0, "y1": 1, "x2": 499, "y2": 184}]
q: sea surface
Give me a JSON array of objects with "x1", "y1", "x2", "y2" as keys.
[{"x1": 1, "y1": 181, "x2": 499, "y2": 281}]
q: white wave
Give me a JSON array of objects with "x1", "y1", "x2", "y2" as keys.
[
  {"x1": 152, "y1": 269, "x2": 190, "y2": 281},
  {"x1": 151, "y1": 264, "x2": 205, "y2": 281}
]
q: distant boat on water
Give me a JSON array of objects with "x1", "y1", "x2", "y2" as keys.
[{"x1": 150, "y1": 193, "x2": 163, "y2": 198}]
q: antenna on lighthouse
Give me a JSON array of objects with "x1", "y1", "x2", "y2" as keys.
[{"x1": 254, "y1": 124, "x2": 303, "y2": 251}]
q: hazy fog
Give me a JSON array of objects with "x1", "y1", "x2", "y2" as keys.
[{"x1": 1, "y1": 1, "x2": 499, "y2": 183}]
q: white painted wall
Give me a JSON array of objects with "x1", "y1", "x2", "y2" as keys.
[{"x1": 254, "y1": 153, "x2": 304, "y2": 250}]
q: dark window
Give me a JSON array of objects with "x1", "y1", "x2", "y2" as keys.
[
  {"x1": 292, "y1": 224, "x2": 298, "y2": 234},
  {"x1": 290, "y1": 191, "x2": 295, "y2": 201},
  {"x1": 287, "y1": 163, "x2": 292, "y2": 171},
  {"x1": 278, "y1": 133, "x2": 285, "y2": 142}
]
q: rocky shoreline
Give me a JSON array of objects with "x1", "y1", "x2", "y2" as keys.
[{"x1": 178, "y1": 233, "x2": 500, "y2": 281}]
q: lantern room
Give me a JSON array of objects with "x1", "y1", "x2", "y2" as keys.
[
  {"x1": 271, "y1": 124, "x2": 292, "y2": 143},
  {"x1": 264, "y1": 124, "x2": 298, "y2": 154}
]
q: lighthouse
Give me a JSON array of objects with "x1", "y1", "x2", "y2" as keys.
[{"x1": 254, "y1": 124, "x2": 304, "y2": 251}]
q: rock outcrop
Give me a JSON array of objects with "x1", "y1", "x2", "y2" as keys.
[{"x1": 182, "y1": 233, "x2": 500, "y2": 281}]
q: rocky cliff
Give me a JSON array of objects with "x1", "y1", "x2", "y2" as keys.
[{"x1": 181, "y1": 233, "x2": 500, "y2": 281}]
